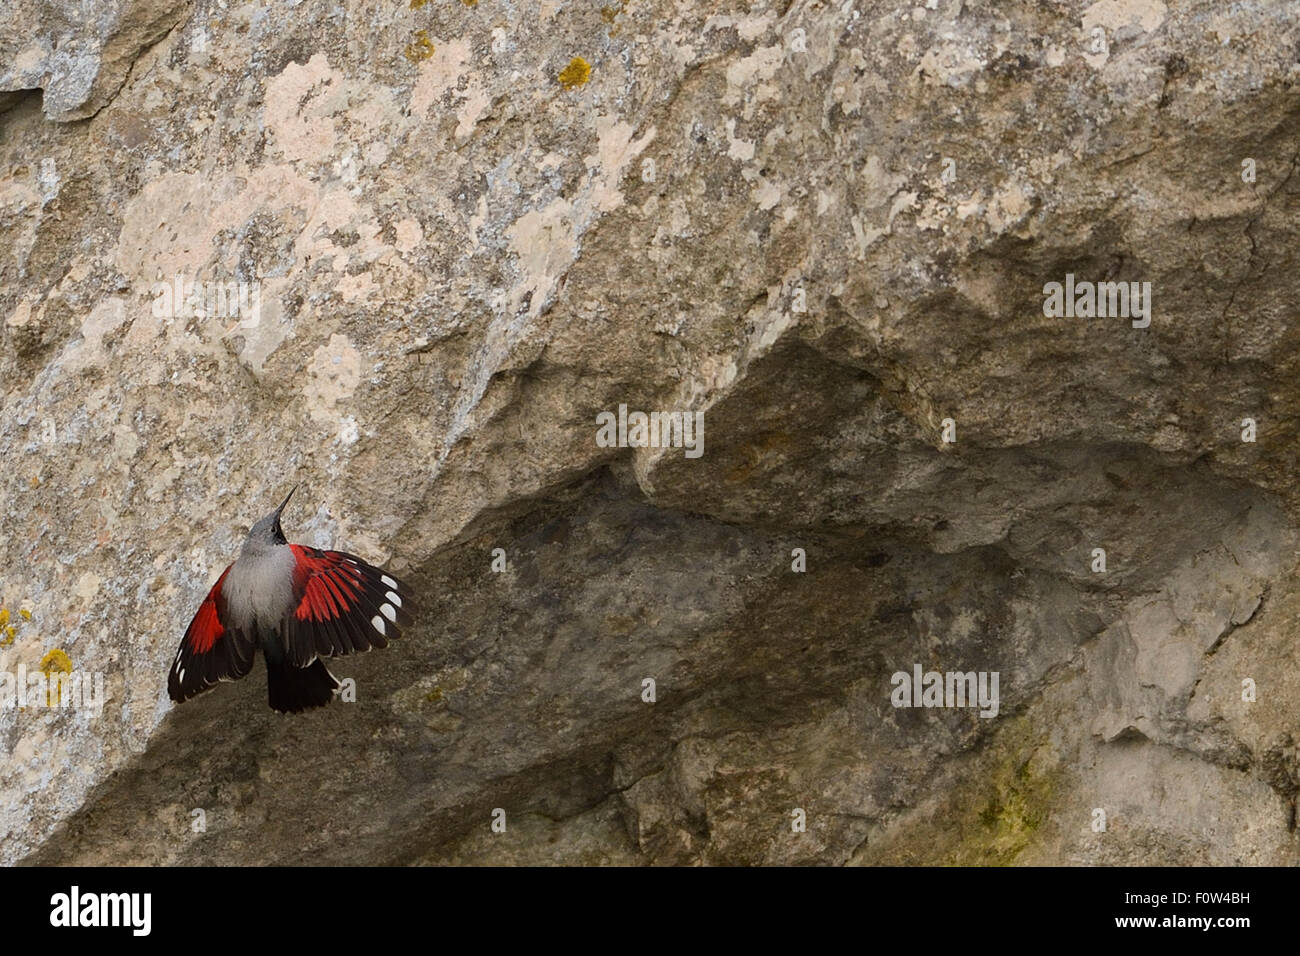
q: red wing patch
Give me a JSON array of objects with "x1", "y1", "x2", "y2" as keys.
[
  {"x1": 186, "y1": 571, "x2": 227, "y2": 655},
  {"x1": 284, "y1": 546, "x2": 415, "y2": 667},
  {"x1": 168, "y1": 565, "x2": 257, "y2": 704}
]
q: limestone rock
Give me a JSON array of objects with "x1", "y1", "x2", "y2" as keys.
[{"x1": 3, "y1": 0, "x2": 1300, "y2": 865}]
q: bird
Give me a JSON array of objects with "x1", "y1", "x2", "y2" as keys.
[{"x1": 167, "y1": 486, "x2": 414, "y2": 713}]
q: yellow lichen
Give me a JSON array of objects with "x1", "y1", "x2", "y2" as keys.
[
  {"x1": 405, "y1": 29, "x2": 435, "y2": 62},
  {"x1": 558, "y1": 56, "x2": 591, "y2": 89},
  {"x1": 0, "y1": 606, "x2": 30, "y2": 646},
  {"x1": 40, "y1": 649, "x2": 72, "y2": 676},
  {"x1": 40, "y1": 649, "x2": 73, "y2": 706},
  {"x1": 409, "y1": 0, "x2": 428, "y2": 8}
]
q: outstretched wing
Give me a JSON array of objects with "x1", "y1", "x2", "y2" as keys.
[
  {"x1": 168, "y1": 564, "x2": 257, "y2": 703},
  {"x1": 283, "y1": 546, "x2": 415, "y2": 667}
]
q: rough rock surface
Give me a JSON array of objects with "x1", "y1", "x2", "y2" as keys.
[{"x1": 3, "y1": 0, "x2": 1300, "y2": 865}]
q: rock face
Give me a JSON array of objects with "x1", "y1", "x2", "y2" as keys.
[{"x1": 3, "y1": 0, "x2": 1300, "y2": 865}]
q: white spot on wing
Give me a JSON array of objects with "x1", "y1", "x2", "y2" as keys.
[
  {"x1": 381, "y1": 575, "x2": 397, "y2": 588},
  {"x1": 381, "y1": 603, "x2": 396, "y2": 622},
  {"x1": 371, "y1": 615, "x2": 387, "y2": 636},
  {"x1": 386, "y1": 591, "x2": 402, "y2": 607},
  {"x1": 178, "y1": 668, "x2": 186, "y2": 684}
]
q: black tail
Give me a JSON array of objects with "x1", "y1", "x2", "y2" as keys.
[{"x1": 265, "y1": 657, "x2": 339, "y2": 713}]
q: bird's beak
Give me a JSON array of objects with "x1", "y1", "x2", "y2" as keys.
[{"x1": 273, "y1": 484, "x2": 298, "y2": 519}]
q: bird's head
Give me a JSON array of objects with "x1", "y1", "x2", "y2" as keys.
[{"x1": 245, "y1": 485, "x2": 296, "y2": 551}]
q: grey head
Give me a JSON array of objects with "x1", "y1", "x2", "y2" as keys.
[{"x1": 243, "y1": 485, "x2": 296, "y2": 554}]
